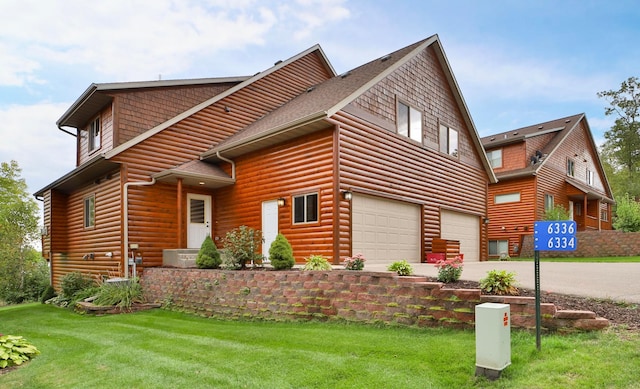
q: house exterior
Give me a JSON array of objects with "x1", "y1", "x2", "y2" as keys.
[
  {"x1": 481, "y1": 114, "x2": 614, "y2": 258},
  {"x1": 35, "y1": 35, "x2": 496, "y2": 287}
]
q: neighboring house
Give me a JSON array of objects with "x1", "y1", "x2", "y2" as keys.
[
  {"x1": 35, "y1": 35, "x2": 496, "y2": 287},
  {"x1": 481, "y1": 114, "x2": 614, "y2": 258}
]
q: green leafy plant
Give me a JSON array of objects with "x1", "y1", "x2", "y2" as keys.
[
  {"x1": 302, "y1": 255, "x2": 332, "y2": 271},
  {"x1": 93, "y1": 278, "x2": 145, "y2": 309},
  {"x1": 0, "y1": 334, "x2": 40, "y2": 369},
  {"x1": 613, "y1": 193, "x2": 640, "y2": 232},
  {"x1": 39, "y1": 284, "x2": 56, "y2": 303},
  {"x1": 222, "y1": 226, "x2": 264, "y2": 269},
  {"x1": 387, "y1": 260, "x2": 414, "y2": 276},
  {"x1": 479, "y1": 269, "x2": 519, "y2": 295},
  {"x1": 196, "y1": 235, "x2": 222, "y2": 269},
  {"x1": 434, "y1": 256, "x2": 463, "y2": 283},
  {"x1": 61, "y1": 272, "x2": 95, "y2": 299},
  {"x1": 543, "y1": 204, "x2": 570, "y2": 221},
  {"x1": 269, "y1": 233, "x2": 295, "y2": 270},
  {"x1": 343, "y1": 253, "x2": 366, "y2": 270}
]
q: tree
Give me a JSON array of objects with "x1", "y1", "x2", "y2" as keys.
[
  {"x1": 597, "y1": 77, "x2": 640, "y2": 199},
  {"x1": 612, "y1": 193, "x2": 640, "y2": 232},
  {"x1": 0, "y1": 160, "x2": 48, "y2": 303},
  {"x1": 195, "y1": 235, "x2": 221, "y2": 269}
]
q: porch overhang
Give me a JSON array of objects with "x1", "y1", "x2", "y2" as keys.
[
  {"x1": 153, "y1": 160, "x2": 234, "y2": 189},
  {"x1": 566, "y1": 177, "x2": 615, "y2": 204}
]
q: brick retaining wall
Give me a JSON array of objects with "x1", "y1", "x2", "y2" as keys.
[
  {"x1": 521, "y1": 230, "x2": 640, "y2": 258},
  {"x1": 141, "y1": 268, "x2": 608, "y2": 332}
]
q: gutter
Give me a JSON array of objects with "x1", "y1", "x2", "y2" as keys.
[
  {"x1": 123, "y1": 177, "x2": 156, "y2": 278},
  {"x1": 58, "y1": 125, "x2": 77, "y2": 137},
  {"x1": 215, "y1": 151, "x2": 236, "y2": 179}
]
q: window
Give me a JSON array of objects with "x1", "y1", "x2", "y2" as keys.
[
  {"x1": 89, "y1": 117, "x2": 101, "y2": 152},
  {"x1": 489, "y1": 240, "x2": 509, "y2": 256},
  {"x1": 544, "y1": 194, "x2": 554, "y2": 211},
  {"x1": 84, "y1": 195, "x2": 95, "y2": 228},
  {"x1": 486, "y1": 149, "x2": 502, "y2": 168},
  {"x1": 566, "y1": 158, "x2": 575, "y2": 177},
  {"x1": 397, "y1": 102, "x2": 422, "y2": 143},
  {"x1": 293, "y1": 193, "x2": 318, "y2": 224},
  {"x1": 574, "y1": 202, "x2": 582, "y2": 216},
  {"x1": 495, "y1": 192, "x2": 520, "y2": 204},
  {"x1": 587, "y1": 169, "x2": 594, "y2": 186},
  {"x1": 439, "y1": 124, "x2": 458, "y2": 157},
  {"x1": 601, "y1": 208, "x2": 608, "y2": 221}
]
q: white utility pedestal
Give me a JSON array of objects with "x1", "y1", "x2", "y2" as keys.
[{"x1": 475, "y1": 302, "x2": 511, "y2": 380}]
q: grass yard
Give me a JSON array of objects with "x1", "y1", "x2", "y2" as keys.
[
  {"x1": 512, "y1": 256, "x2": 640, "y2": 263},
  {"x1": 1, "y1": 304, "x2": 639, "y2": 388}
]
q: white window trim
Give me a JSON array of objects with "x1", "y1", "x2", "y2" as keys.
[
  {"x1": 89, "y1": 116, "x2": 101, "y2": 153},
  {"x1": 487, "y1": 149, "x2": 502, "y2": 168},
  {"x1": 439, "y1": 124, "x2": 458, "y2": 157},
  {"x1": 397, "y1": 101, "x2": 423, "y2": 143},
  {"x1": 495, "y1": 192, "x2": 520, "y2": 204}
]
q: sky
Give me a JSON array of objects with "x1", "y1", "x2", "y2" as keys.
[{"x1": 1, "y1": 0, "x2": 639, "y2": 199}]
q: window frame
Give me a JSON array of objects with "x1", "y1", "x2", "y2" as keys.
[
  {"x1": 494, "y1": 192, "x2": 521, "y2": 204},
  {"x1": 84, "y1": 194, "x2": 96, "y2": 229},
  {"x1": 486, "y1": 149, "x2": 503, "y2": 168},
  {"x1": 397, "y1": 101, "x2": 423, "y2": 143},
  {"x1": 586, "y1": 169, "x2": 594, "y2": 186},
  {"x1": 566, "y1": 158, "x2": 575, "y2": 177},
  {"x1": 601, "y1": 208, "x2": 608, "y2": 222},
  {"x1": 544, "y1": 194, "x2": 554, "y2": 212},
  {"x1": 439, "y1": 123, "x2": 458, "y2": 157},
  {"x1": 292, "y1": 192, "x2": 319, "y2": 224},
  {"x1": 89, "y1": 116, "x2": 101, "y2": 153},
  {"x1": 488, "y1": 240, "x2": 509, "y2": 256}
]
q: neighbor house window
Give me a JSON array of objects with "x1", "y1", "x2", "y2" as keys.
[
  {"x1": 89, "y1": 116, "x2": 101, "y2": 152},
  {"x1": 566, "y1": 158, "x2": 575, "y2": 177},
  {"x1": 489, "y1": 240, "x2": 509, "y2": 256},
  {"x1": 397, "y1": 101, "x2": 422, "y2": 143},
  {"x1": 293, "y1": 193, "x2": 318, "y2": 224},
  {"x1": 486, "y1": 149, "x2": 502, "y2": 168},
  {"x1": 587, "y1": 169, "x2": 594, "y2": 185},
  {"x1": 495, "y1": 192, "x2": 520, "y2": 204},
  {"x1": 544, "y1": 194, "x2": 554, "y2": 211},
  {"x1": 439, "y1": 124, "x2": 458, "y2": 157},
  {"x1": 84, "y1": 195, "x2": 95, "y2": 228},
  {"x1": 601, "y1": 208, "x2": 608, "y2": 221}
]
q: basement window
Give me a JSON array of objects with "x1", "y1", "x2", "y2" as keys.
[
  {"x1": 84, "y1": 194, "x2": 95, "y2": 228},
  {"x1": 489, "y1": 240, "x2": 509, "y2": 256},
  {"x1": 293, "y1": 193, "x2": 318, "y2": 224}
]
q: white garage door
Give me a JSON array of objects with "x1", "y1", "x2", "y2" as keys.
[
  {"x1": 440, "y1": 210, "x2": 480, "y2": 262},
  {"x1": 352, "y1": 194, "x2": 421, "y2": 263}
]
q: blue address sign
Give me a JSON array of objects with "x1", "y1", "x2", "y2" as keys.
[{"x1": 533, "y1": 221, "x2": 577, "y2": 251}]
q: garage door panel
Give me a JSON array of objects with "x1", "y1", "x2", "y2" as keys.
[
  {"x1": 353, "y1": 194, "x2": 421, "y2": 263},
  {"x1": 440, "y1": 210, "x2": 479, "y2": 262}
]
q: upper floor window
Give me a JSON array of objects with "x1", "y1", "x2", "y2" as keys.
[
  {"x1": 397, "y1": 101, "x2": 422, "y2": 143},
  {"x1": 544, "y1": 194, "x2": 554, "y2": 211},
  {"x1": 486, "y1": 149, "x2": 502, "y2": 168},
  {"x1": 293, "y1": 193, "x2": 318, "y2": 224},
  {"x1": 566, "y1": 158, "x2": 575, "y2": 177},
  {"x1": 586, "y1": 169, "x2": 594, "y2": 186},
  {"x1": 439, "y1": 124, "x2": 458, "y2": 157},
  {"x1": 89, "y1": 117, "x2": 101, "y2": 152},
  {"x1": 84, "y1": 194, "x2": 95, "y2": 229},
  {"x1": 495, "y1": 192, "x2": 520, "y2": 204}
]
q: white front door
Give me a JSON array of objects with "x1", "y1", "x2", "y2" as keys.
[
  {"x1": 187, "y1": 193, "x2": 212, "y2": 248},
  {"x1": 262, "y1": 200, "x2": 279, "y2": 259}
]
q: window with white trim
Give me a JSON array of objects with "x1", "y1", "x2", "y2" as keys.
[
  {"x1": 587, "y1": 169, "x2": 594, "y2": 186},
  {"x1": 489, "y1": 240, "x2": 509, "y2": 256},
  {"x1": 544, "y1": 194, "x2": 554, "y2": 212},
  {"x1": 397, "y1": 101, "x2": 423, "y2": 143},
  {"x1": 84, "y1": 195, "x2": 95, "y2": 228},
  {"x1": 567, "y1": 158, "x2": 575, "y2": 177},
  {"x1": 439, "y1": 124, "x2": 458, "y2": 157},
  {"x1": 495, "y1": 192, "x2": 520, "y2": 204},
  {"x1": 293, "y1": 193, "x2": 318, "y2": 224},
  {"x1": 89, "y1": 117, "x2": 101, "y2": 152},
  {"x1": 487, "y1": 149, "x2": 502, "y2": 168}
]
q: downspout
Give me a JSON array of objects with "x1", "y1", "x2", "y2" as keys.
[
  {"x1": 216, "y1": 151, "x2": 236, "y2": 179},
  {"x1": 123, "y1": 177, "x2": 156, "y2": 278}
]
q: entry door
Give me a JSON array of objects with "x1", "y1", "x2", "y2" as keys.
[
  {"x1": 262, "y1": 200, "x2": 279, "y2": 259},
  {"x1": 187, "y1": 194, "x2": 211, "y2": 248}
]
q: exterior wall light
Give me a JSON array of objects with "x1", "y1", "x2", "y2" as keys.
[
  {"x1": 483, "y1": 217, "x2": 490, "y2": 225},
  {"x1": 342, "y1": 191, "x2": 353, "y2": 201},
  {"x1": 277, "y1": 198, "x2": 285, "y2": 207}
]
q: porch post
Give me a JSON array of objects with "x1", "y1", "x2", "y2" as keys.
[{"x1": 177, "y1": 178, "x2": 183, "y2": 248}]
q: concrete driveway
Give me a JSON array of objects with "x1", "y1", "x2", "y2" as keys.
[{"x1": 365, "y1": 261, "x2": 640, "y2": 304}]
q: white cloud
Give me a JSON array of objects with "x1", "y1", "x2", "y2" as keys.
[{"x1": 0, "y1": 103, "x2": 76, "y2": 194}]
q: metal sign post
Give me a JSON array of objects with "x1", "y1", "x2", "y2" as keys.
[{"x1": 533, "y1": 221, "x2": 577, "y2": 351}]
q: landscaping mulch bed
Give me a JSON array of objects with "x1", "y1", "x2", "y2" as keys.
[{"x1": 441, "y1": 278, "x2": 640, "y2": 331}]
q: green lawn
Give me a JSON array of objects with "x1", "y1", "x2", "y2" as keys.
[
  {"x1": 512, "y1": 256, "x2": 640, "y2": 262},
  {"x1": 1, "y1": 304, "x2": 639, "y2": 388}
]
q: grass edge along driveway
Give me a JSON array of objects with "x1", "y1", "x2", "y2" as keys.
[{"x1": 1, "y1": 304, "x2": 639, "y2": 388}]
